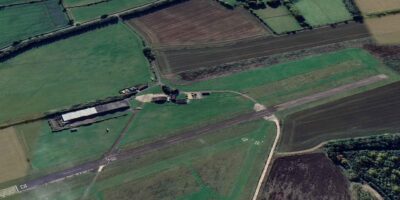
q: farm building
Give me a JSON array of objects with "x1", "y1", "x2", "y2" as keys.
[
  {"x1": 49, "y1": 100, "x2": 130, "y2": 132},
  {"x1": 61, "y1": 100, "x2": 129, "y2": 123},
  {"x1": 151, "y1": 96, "x2": 168, "y2": 104}
]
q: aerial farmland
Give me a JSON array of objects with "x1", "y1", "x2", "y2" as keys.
[{"x1": 1, "y1": 0, "x2": 400, "y2": 199}]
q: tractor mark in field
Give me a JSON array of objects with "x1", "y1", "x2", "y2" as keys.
[{"x1": 159, "y1": 23, "x2": 370, "y2": 74}]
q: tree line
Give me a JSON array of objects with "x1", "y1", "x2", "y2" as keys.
[{"x1": 0, "y1": 16, "x2": 118, "y2": 62}]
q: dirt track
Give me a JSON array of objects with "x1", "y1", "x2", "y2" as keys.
[{"x1": 157, "y1": 23, "x2": 370, "y2": 74}]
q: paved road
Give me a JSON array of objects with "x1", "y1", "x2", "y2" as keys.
[{"x1": 16, "y1": 160, "x2": 101, "y2": 192}]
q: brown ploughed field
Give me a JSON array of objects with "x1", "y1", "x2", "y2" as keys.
[
  {"x1": 157, "y1": 23, "x2": 370, "y2": 75},
  {"x1": 259, "y1": 153, "x2": 351, "y2": 200},
  {"x1": 127, "y1": 0, "x2": 269, "y2": 46},
  {"x1": 280, "y1": 81, "x2": 400, "y2": 152}
]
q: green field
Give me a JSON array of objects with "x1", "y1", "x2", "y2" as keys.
[
  {"x1": 0, "y1": 0, "x2": 31, "y2": 4},
  {"x1": 120, "y1": 92, "x2": 254, "y2": 148},
  {"x1": 8, "y1": 120, "x2": 276, "y2": 200},
  {"x1": 253, "y1": 6, "x2": 302, "y2": 34},
  {"x1": 0, "y1": 23, "x2": 151, "y2": 125},
  {"x1": 87, "y1": 120, "x2": 276, "y2": 200},
  {"x1": 175, "y1": 48, "x2": 398, "y2": 108},
  {"x1": 66, "y1": 0, "x2": 157, "y2": 22},
  {"x1": 13, "y1": 113, "x2": 131, "y2": 174},
  {"x1": 0, "y1": 1, "x2": 69, "y2": 47},
  {"x1": 63, "y1": 0, "x2": 101, "y2": 7},
  {"x1": 293, "y1": 0, "x2": 353, "y2": 27}
]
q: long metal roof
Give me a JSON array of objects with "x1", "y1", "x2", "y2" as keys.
[{"x1": 61, "y1": 107, "x2": 97, "y2": 122}]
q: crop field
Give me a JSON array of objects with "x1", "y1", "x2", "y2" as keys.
[
  {"x1": 0, "y1": 128, "x2": 28, "y2": 184},
  {"x1": 280, "y1": 81, "x2": 400, "y2": 152},
  {"x1": 355, "y1": 0, "x2": 400, "y2": 14},
  {"x1": 128, "y1": 0, "x2": 269, "y2": 47},
  {"x1": 0, "y1": 1, "x2": 69, "y2": 48},
  {"x1": 0, "y1": 23, "x2": 151, "y2": 125},
  {"x1": 293, "y1": 0, "x2": 352, "y2": 27},
  {"x1": 65, "y1": 0, "x2": 157, "y2": 22},
  {"x1": 120, "y1": 92, "x2": 254, "y2": 148},
  {"x1": 253, "y1": 6, "x2": 302, "y2": 34},
  {"x1": 158, "y1": 23, "x2": 370, "y2": 75},
  {"x1": 6, "y1": 113, "x2": 132, "y2": 180},
  {"x1": 8, "y1": 120, "x2": 276, "y2": 200},
  {"x1": 63, "y1": 0, "x2": 103, "y2": 7},
  {"x1": 259, "y1": 153, "x2": 351, "y2": 200},
  {"x1": 176, "y1": 48, "x2": 398, "y2": 108},
  {"x1": 365, "y1": 14, "x2": 400, "y2": 45},
  {"x1": 0, "y1": 0, "x2": 31, "y2": 4}
]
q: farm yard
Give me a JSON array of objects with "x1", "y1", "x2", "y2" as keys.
[
  {"x1": 259, "y1": 153, "x2": 351, "y2": 200},
  {"x1": 177, "y1": 48, "x2": 398, "y2": 108},
  {"x1": 0, "y1": 23, "x2": 151, "y2": 125},
  {"x1": 355, "y1": 0, "x2": 400, "y2": 15},
  {"x1": 292, "y1": 0, "x2": 353, "y2": 27},
  {"x1": 127, "y1": 0, "x2": 269, "y2": 47},
  {"x1": 6, "y1": 120, "x2": 276, "y2": 200},
  {"x1": 280, "y1": 81, "x2": 400, "y2": 152},
  {"x1": 253, "y1": 6, "x2": 302, "y2": 34},
  {"x1": 157, "y1": 23, "x2": 370, "y2": 75},
  {"x1": 0, "y1": 0, "x2": 69, "y2": 48},
  {"x1": 65, "y1": 0, "x2": 157, "y2": 22}
]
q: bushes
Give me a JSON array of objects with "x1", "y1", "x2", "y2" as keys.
[
  {"x1": 283, "y1": 0, "x2": 310, "y2": 28},
  {"x1": 326, "y1": 134, "x2": 400, "y2": 199},
  {"x1": 119, "y1": 0, "x2": 188, "y2": 20},
  {"x1": 266, "y1": 0, "x2": 281, "y2": 8},
  {"x1": 343, "y1": 0, "x2": 364, "y2": 22}
]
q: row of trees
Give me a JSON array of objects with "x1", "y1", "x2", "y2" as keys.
[
  {"x1": 326, "y1": 134, "x2": 400, "y2": 199},
  {"x1": 0, "y1": 16, "x2": 118, "y2": 62},
  {"x1": 119, "y1": 0, "x2": 188, "y2": 20}
]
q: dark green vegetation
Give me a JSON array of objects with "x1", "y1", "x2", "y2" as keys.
[
  {"x1": 260, "y1": 153, "x2": 351, "y2": 200},
  {"x1": 0, "y1": 0, "x2": 69, "y2": 47},
  {"x1": 0, "y1": 23, "x2": 151, "y2": 125},
  {"x1": 65, "y1": 0, "x2": 157, "y2": 22},
  {"x1": 280, "y1": 81, "x2": 400, "y2": 152},
  {"x1": 326, "y1": 134, "x2": 400, "y2": 199},
  {"x1": 177, "y1": 48, "x2": 398, "y2": 107},
  {"x1": 351, "y1": 183, "x2": 378, "y2": 200},
  {"x1": 7, "y1": 120, "x2": 276, "y2": 200}
]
